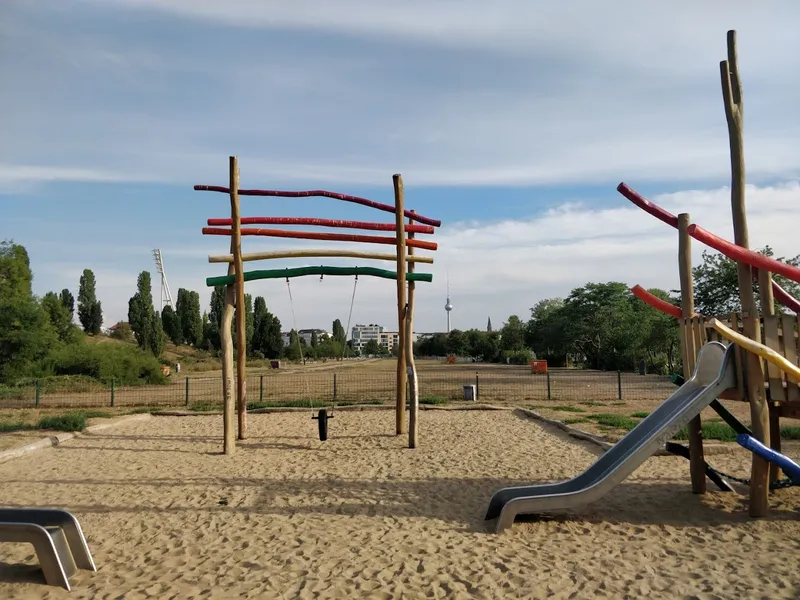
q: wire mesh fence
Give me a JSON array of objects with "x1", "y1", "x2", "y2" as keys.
[{"x1": 0, "y1": 368, "x2": 677, "y2": 410}]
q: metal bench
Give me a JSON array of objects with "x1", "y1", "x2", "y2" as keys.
[{"x1": 0, "y1": 508, "x2": 96, "y2": 591}]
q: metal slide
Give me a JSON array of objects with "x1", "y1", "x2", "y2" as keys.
[{"x1": 485, "y1": 341, "x2": 737, "y2": 533}]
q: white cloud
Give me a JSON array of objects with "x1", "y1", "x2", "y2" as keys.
[
  {"x1": 34, "y1": 181, "x2": 800, "y2": 334},
  {"x1": 1, "y1": 1, "x2": 797, "y2": 187}
]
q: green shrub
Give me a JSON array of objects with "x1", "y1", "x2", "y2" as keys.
[
  {"x1": 550, "y1": 406, "x2": 586, "y2": 413},
  {"x1": 420, "y1": 396, "x2": 448, "y2": 405},
  {"x1": 36, "y1": 412, "x2": 88, "y2": 432},
  {"x1": 631, "y1": 411, "x2": 650, "y2": 418},
  {"x1": 43, "y1": 343, "x2": 167, "y2": 386},
  {"x1": 588, "y1": 413, "x2": 638, "y2": 430}
]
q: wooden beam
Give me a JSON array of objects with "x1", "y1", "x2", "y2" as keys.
[
  {"x1": 678, "y1": 213, "x2": 706, "y2": 494},
  {"x1": 229, "y1": 156, "x2": 248, "y2": 440},
  {"x1": 720, "y1": 29, "x2": 769, "y2": 518},
  {"x1": 221, "y1": 255, "x2": 236, "y2": 455},
  {"x1": 407, "y1": 210, "x2": 419, "y2": 448},
  {"x1": 209, "y1": 249, "x2": 434, "y2": 264},
  {"x1": 394, "y1": 174, "x2": 408, "y2": 436}
]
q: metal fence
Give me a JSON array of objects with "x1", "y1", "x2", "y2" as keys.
[{"x1": 0, "y1": 369, "x2": 677, "y2": 409}]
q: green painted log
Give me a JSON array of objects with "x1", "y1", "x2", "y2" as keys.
[{"x1": 206, "y1": 265, "x2": 433, "y2": 287}]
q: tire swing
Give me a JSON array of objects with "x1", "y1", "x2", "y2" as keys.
[{"x1": 285, "y1": 273, "x2": 359, "y2": 442}]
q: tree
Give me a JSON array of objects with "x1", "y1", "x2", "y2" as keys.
[
  {"x1": 161, "y1": 305, "x2": 182, "y2": 345},
  {"x1": 362, "y1": 339, "x2": 381, "y2": 355},
  {"x1": 499, "y1": 315, "x2": 526, "y2": 352},
  {"x1": 77, "y1": 269, "x2": 102, "y2": 334},
  {"x1": 311, "y1": 330, "x2": 318, "y2": 347},
  {"x1": 332, "y1": 319, "x2": 346, "y2": 345},
  {"x1": 445, "y1": 329, "x2": 468, "y2": 356},
  {"x1": 633, "y1": 287, "x2": 681, "y2": 374},
  {"x1": 128, "y1": 271, "x2": 162, "y2": 357},
  {"x1": 175, "y1": 288, "x2": 203, "y2": 346},
  {"x1": 284, "y1": 329, "x2": 302, "y2": 361},
  {"x1": 0, "y1": 241, "x2": 58, "y2": 382},
  {"x1": 559, "y1": 282, "x2": 647, "y2": 371},
  {"x1": 42, "y1": 291, "x2": 75, "y2": 342},
  {"x1": 693, "y1": 246, "x2": 800, "y2": 316},
  {"x1": 525, "y1": 298, "x2": 569, "y2": 366},
  {"x1": 204, "y1": 286, "x2": 227, "y2": 350},
  {"x1": 150, "y1": 310, "x2": 165, "y2": 358},
  {"x1": 59, "y1": 289, "x2": 75, "y2": 320},
  {"x1": 244, "y1": 294, "x2": 254, "y2": 354}
]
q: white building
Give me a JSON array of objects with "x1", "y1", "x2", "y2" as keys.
[
  {"x1": 352, "y1": 324, "x2": 418, "y2": 354},
  {"x1": 281, "y1": 328, "x2": 330, "y2": 347},
  {"x1": 351, "y1": 323, "x2": 383, "y2": 353}
]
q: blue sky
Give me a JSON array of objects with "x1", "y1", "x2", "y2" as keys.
[{"x1": 2, "y1": 1, "x2": 799, "y2": 334}]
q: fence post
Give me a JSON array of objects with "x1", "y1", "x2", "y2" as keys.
[
  {"x1": 110, "y1": 379, "x2": 115, "y2": 408},
  {"x1": 259, "y1": 375, "x2": 264, "y2": 402},
  {"x1": 546, "y1": 371, "x2": 551, "y2": 401},
  {"x1": 35, "y1": 380, "x2": 40, "y2": 408},
  {"x1": 185, "y1": 377, "x2": 190, "y2": 407},
  {"x1": 617, "y1": 371, "x2": 622, "y2": 400},
  {"x1": 475, "y1": 373, "x2": 480, "y2": 401},
  {"x1": 333, "y1": 373, "x2": 337, "y2": 401}
]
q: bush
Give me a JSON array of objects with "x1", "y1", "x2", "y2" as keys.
[
  {"x1": 502, "y1": 349, "x2": 534, "y2": 365},
  {"x1": 42, "y1": 343, "x2": 167, "y2": 386}
]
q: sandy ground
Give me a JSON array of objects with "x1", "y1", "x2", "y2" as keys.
[{"x1": 0, "y1": 411, "x2": 799, "y2": 599}]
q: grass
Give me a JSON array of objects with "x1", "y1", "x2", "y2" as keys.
[
  {"x1": 630, "y1": 411, "x2": 650, "y2": 418},
  {"x1": 188, "y1": 399, "x2": 388, "y2": 412},
  {"x1": 549, "y1": 405, "x2": 587, "y2": 413},
  {"x1": 563, "y1": 418, "x2": 589, "y2": 425},
  {"x1": 579, "y1": 401, "x2": 605, "y2": 407},
  {"x1": 0, "y1": 409, "x2": 115, "y2": 433},
  {"x1": 587, "y1": 413, "x2": 638, "y2": 431}
]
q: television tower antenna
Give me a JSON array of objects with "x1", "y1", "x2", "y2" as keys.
[
  {"x1": 444, "y1": 271, "x2": 453, "y2": 333},
  {"x1": 152, "y1": 249, "x2": 174, "y2": 311}
]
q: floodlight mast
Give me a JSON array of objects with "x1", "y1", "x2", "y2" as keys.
[{"x1": 152, "y1": 249, "x2": 174, "y2": 311}]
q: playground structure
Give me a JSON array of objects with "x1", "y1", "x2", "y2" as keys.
[
  {"x1": 485, "y1": 29, "x2": 800, "y2": 531},
  {"x1": 194, "y1": 157, "x2": 441, "y2": 453},
  {"x1": 622, "y1": 30, "x2": 800, "y2": 518}
]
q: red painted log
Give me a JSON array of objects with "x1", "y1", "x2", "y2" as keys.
[
  {"x1": 631, "y1": 284, "x2": 685, "y2": 319},
  {"x1": 202, "y1": 227, "x2": 438, "y2": 251},
  {"x1": 207, "y1": 216, "x2": 434, "y2": 234},
  {"x1": 619, "y1": 181, "x2": 800, "y2": 309},
  {"x1": 688, "y1": 224, "x2": 800, "y2": 284},
  {"x1": 194, "y1": 185, "x2": 441, "y2": 227},
  {"x1": 617, "y1": 182, "x2": 679, "y2": 228}
]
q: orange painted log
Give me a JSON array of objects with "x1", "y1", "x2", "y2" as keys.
[{"x1": 202, "y1": 227, "x2": 438, "y2": 251}]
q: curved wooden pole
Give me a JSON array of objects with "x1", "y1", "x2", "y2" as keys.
[
  {"x1": 203, "y1": 227, "x2": 438, "y2": 251},
  {"x1": 206, "y1": 266, "x2": 433, "y2": 287},
  {"x1": 194, "y1": 185, "x2": 441, "y2": 227},
  {"x1": 208, "y1": 249, "x2": 434, "y2": 264},
  {"x1": 208, "y1": 216, "x2": 434, "y2": 234}
]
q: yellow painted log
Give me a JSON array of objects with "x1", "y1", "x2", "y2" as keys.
[
  {"x1": 208, "y1": 249, "x2": 434, "y2": 264},
  {"x1": 709, "y1": 318, "x2": 800, "y2": 383}
]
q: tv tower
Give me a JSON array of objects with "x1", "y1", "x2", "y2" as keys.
[
  {"x1": 152, "y1": 249, "x2": 175, "y2": 311},
  {"x1": 444, "y1": 273, "x2": 453, "y2": 333}
]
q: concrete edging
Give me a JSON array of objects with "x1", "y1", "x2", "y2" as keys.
[
  {"x1": 156, "y1": 403, "x2": 514, "y2": 416},
  {"x1": 0, "y1": 413, "x2": 152, "y2": 464},
  {"x1": 513, "y1": 407, "x2": 737, "y2": 456}
]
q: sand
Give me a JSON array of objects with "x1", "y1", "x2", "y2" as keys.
[{"x1": 0, "y1": 410, "x2": 799, "y2": 599}]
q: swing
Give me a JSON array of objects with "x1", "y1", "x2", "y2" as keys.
[{"x1": 286, "y1": 272, "x2": 360, "y2": 441}]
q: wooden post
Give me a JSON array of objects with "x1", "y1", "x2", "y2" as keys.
[
  {"x1": 758, "y1": 273, "x2": 783, "y2": 481},
  {"x1": 221, "y1": 251, "x2": 236, "y2": 454},
  {"x1": 678, "y1": 213, "x2": 706, "y2": 494},
  {"x1": 394, "y1": 174, "x2": 408, "y2": 435},
  {"x1": 720, "y1": 30, "x2": 769, "y2": 517},
  {"x1": 230, "y1": 156, "x2": 248, "y2": 440},
  {"x1": 406, "y1": 210, "x2": 419, "y2": 448}
]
